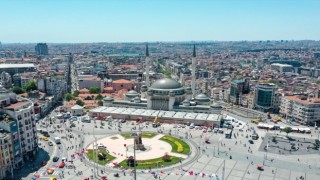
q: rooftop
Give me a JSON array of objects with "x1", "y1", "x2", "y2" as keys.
[
  {"x1": 0, "y1": 63, "x2": 35, "y2": 69},
  {"x1": 5, "y1": 101, "x2": 30, "y2": 110}
]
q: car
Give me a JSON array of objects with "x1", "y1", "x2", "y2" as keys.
[
  {"x1": 41, "y1": 161, "x2": 47, "y2": 166},
  {"x1": 61, "y1": 157, "x2": 67, "y2": 162},
  {"x1": 70, "y1": 123, "x2": 76, "y2": 127},
  {"x1": 43, "y1": 137, "x2": 49, "y2": 141},
  {"x1": 207, "y1": 128, "x2": 213, "y2": 132},
  {"x1": 53, "y1": 157, "x2": 59, "y2": 162},
  {"x1": 97, "y1": 144, "x2": 106, "y2": 149},
  {"x1": 59, "y1": 162, "x2": 65, "y2": 168},
  {"x1": 48, "y1": 141, "x2": 53, "y2": 146},
  {"x1": 66, "y1": 164, "x2": 75, "y2": 169},
  {"x1": 248, "y1": 140, "x2": 254, "y2": 144},
  {"x1": 120, "y1": 119, "x2": 126, "y2": 123},
  {"x1": 50, "y1": 176, "x2": 57, "y2": 180},
  {"x1": 47, "y1": 168, "x2": 54, "y2": 174}
]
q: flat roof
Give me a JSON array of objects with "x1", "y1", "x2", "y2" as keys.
[
  {"x1": 90, "y1": 106, "x2": 220, "y2": 122},
  {"x1": 0, "y1": 63, "x2": 35, "y2": 68}
]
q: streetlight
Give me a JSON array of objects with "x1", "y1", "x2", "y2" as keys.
[{"x1": 131, "y1": 133, "x2": 137, "y2": 180}]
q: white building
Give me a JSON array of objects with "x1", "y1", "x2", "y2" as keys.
[
  {"x1": 71, "y1": 105, "x2": 84, "y2": 116},
  {"x1": 280, "y1": 95, "x2": 320, "y2": 125},
  {"x1": 3, "y1": 98, "x2": 37, "y2": 159},
  {"x1": 271, "y1": 63, "x2": 293, "y2": 73}
]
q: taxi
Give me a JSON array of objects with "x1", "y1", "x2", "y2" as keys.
[{"x1": 43, "y1": 137, "x2": 49, "y2": 141}]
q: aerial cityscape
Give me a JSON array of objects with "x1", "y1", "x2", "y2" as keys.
[{"x1": 0, "y1": 0, "x2": 320, "y2": 180}]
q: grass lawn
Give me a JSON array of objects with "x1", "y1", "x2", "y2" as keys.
[
  {"x1": 86, "y1": 149, "x2": 116, "y2": 165},
  {"x1": 121, "y1": 132, "x2": 157, "y2": 139},
  {"x1": 119, "y1": 156, "x2": 181, "y2": 169},
  {"x1": 160, "y1": 135, "x2": 190, "y2": 155}
]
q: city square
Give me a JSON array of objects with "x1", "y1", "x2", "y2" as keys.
[{"x1": 14, "y1": 107, "x2": 320, "y2": 180}]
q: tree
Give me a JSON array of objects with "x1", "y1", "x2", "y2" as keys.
[
  {"x1": 12, "y1": 86, "x2": 25, "y2": 94},
  {"x1": 84, "y1": 96, "x2": 93, "y2": 100},
  {"x1": 95, "y1": 94, "x2": 103, "y2": 100},
  {"x1": 89, "y1": 87, "x2": 100, "y2": 94},
  {"x1": 283, "y1": 127, "x2": 292, "y2": 137},
  {"x1": 98, "y1": 100, "x2": 103, "y2": 106},
  {"x1": 73, "y1": 90, "x2": 80, "y2": 97},
  {"x1": 64, "y1": 93, "x2": 74, "y2": 101},
  {"x1": 24, "y1": 80, "x2": 37, "y2": 92},
  {"x1": 76, "y1": 100, "x2": 85, "y2": 106},
  {"x1": 162, "y1": 153, "x2": 170, "y2": 162}
]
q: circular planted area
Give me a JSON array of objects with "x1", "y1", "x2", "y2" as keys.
[{"x1": 86, "y1": 133, "x2": 191, "y2": 169}]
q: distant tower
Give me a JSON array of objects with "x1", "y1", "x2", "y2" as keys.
[
  {"x1": 192, "y1": 44, "x2": 196, "y2": 98},
  {"x1": 35, "y1": 43, "x2": 49, "y2": 55},
  {"x1": 145, "y1": 43, "x2": 150, "y2": 87}
]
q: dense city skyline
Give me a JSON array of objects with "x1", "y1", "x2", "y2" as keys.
[{"x1": 1, "y1": 0, "x2": 320, "y2": 43}]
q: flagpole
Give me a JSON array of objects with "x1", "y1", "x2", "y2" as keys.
[{"x1": 222, "y1": 159, "x2": 225, "y2": 180}]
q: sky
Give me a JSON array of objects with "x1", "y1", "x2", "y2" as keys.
[{"x1": 0, "y1": 0, "x2": 320, "y2": 43}]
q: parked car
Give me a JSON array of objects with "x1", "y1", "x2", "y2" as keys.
[
  {"x1": 48, "y1": 141, "x2": 53, "y2": 146},
  {"x1": 248, "y1": 140, "x2": 254, "y2": 144},
  {"x1": 53, "y1": 157, "x2": 59, "y2": 162},
  {"x1": 41, "y1": 161, "x2": 47, "y2": 166},
  {"x1": 59, "y1": 162, "x2": 65, "y2": 168},
  {"x1": 47, "y1": 169, "x2": 54, "y2": 174}
]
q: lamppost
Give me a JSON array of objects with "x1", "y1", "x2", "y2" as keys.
[{"x1": 131, "y1": 133, "x2": 137, "y2": 180}]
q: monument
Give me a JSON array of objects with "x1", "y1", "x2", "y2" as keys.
[{"x1": 134, "y1": 133, "x2": 145, "y2": 150}]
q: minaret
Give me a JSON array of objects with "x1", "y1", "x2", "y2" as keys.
[
  {"x1": 145, "y1": 43, "x2": 150, "y2": 87},
  {"x1": 192, "y1": 44, "x2": 196, "y2": 98}
]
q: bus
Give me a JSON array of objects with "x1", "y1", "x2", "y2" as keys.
[{"x1": 225, "y1": 130, "x2": 232, "y2": 139}]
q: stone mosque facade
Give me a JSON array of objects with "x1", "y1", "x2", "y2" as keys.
[{"x1": 103, "y1": 45, "x2": 223, "y2": 114}]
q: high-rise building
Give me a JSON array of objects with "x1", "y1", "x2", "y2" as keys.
[
  {"x1": 229, "y1": 78, "x2": 250, "y2": 105},
  {"x1": 254, "y1": 83, "x2": 281, "y2": 113},
  {"x1": 35, "y1": 43, "x2": 48, "y2": 55}
]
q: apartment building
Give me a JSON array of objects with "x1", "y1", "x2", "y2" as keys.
[
  {"x1": 280, "y1": 95, "x2": 320, "y2": 125},
  {"x1": 78, "y1": 77, "x2": 104, "y2": 92},
  {"x1": 0, "y1": 129, "x2": 14, "y2": 179},
  {"x1": 3, "y1": 98, "x2": 37, "y2": 159}
]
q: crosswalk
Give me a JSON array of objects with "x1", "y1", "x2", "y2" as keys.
[{"x1": 33, "y1": 167, "x2": 59, "y2": 178}]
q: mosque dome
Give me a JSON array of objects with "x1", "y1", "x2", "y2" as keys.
[
  {"x1": 211, "y1": 102, "x2": 223, "y2": 109},
  {"x1": 195, "y1": 93, "x2": 210, "y2": 102},
  {"x1": 141, "y1": 85, "x2": 148, "y2": 92},
  {"x1": 103, "y1": 96, "x2": 114, "y2": 101},
  {"x1": 125, "y1": 90, "x2": 139, "y2": 98},
  {"x1": 150, "y1": 78, "x2": 182, "y2": 90}
]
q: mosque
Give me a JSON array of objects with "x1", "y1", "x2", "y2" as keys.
[
  {"x1": 103, "y1": 45, "x2": 222, "y2": 113},
  {"x1": 90, "y1": 45, "x2": 223, "y2": 125}
]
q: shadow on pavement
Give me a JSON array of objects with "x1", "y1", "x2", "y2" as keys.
[{"x1": 12, "y1": 148, "x2": 50, "y2": 180}]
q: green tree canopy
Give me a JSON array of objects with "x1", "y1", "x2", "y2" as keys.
[
  {"x1": 12, "y1": 86, "x2": 25, "y2": 94},
  {"x1": 89, "y1": 87, "x2": 100, "y2": 94},
  {"x1": 76, "y1": 100, "x2": 85, "y2": 106},
  {"x1": 64, "y1": 93, "x2": 74, "y2": 101},
  {"x1": 95, "y1": 94, "x2": 103, "y2": 100},
  {"x1": 283, "y1": 127, "x2": 292, "y2": 137},
  {"x1": 73, "y1": 90, "x2": 80, "y2": 97},
  {"x1": 24, "y1": 80, "x2": 37, "y2": 92}
]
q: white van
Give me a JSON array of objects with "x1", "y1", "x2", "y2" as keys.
[{"x1": 54, "y1": 137, "x2": 61, "y2": 144}]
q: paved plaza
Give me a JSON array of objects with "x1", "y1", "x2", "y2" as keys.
[
  {"x1": 18, "y1": 108, "x2": 320, "y2": 180},
  {"x1": 259, "y1": 133, "x2": 320, "y2": 155}
]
